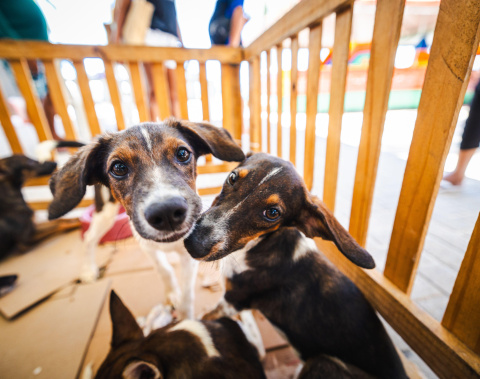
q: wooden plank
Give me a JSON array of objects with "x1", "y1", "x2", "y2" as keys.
[
  {"x1": 198, "y1": 186, "x2": 222, "y2": 196},
  {"x1": 348, "y1": 0, "x2": 405, "y2": 247},
  {"x1": 73, "y1": 60, "x2": 102, "y2": 137},
  {"x1": 245, "y1": 0, "x2": 352, "y2": 60},
  {"x1": 443, "y1": 213, "x2": 480, "y2": 354},
  {"x1": 384, "y1": 0, "x2": 480, "y2": 294},
  {"x1": 266, "y1": 50, "x2": 271, "y2": 154},
  {"x1": 129, "y1": 61, "x2": 149, "y2": 122},
  {"x1": 0, "y1": 40, "x2": 244, "y2": 64},
  {"x1": 323, "y1": 5, "x2": 353, "y2": 211},
  {"x1": 303, "y1": 24, "x2": 322, "y2": 191},
  {"x1": 249, "y1": 56, "x2": 261, "y2": 152},
  {"x1": 176, "y1": 62, "x2": 189, "y2": 120},
  {"x1": 277, "y1": 44, "x2": 283, "y2": 158},
  {"x1": 0, "y1": 85, "x2": 23, "y2": 154},
  {"x1": 315, "y1": 238, "x2": 480, "y2": 379},
  {"x1": 289, "y1": 36, "x2": 299, "y2": 166},
  {"x1": 151, "y1": 62, "x2": 172, "y2": 121},
  {"x1": 104, "y1": 61, "x2": 126, "y2": 131},
  {"x1": 43, "y1": 59, "x2": 77, "y2": 140},
  {"x1": 197, "y1": 161, "x2": 237, "y2": 175},
  {"x1": 28, "y1": 198, "x2": 94, "y2": 211},
  {"x1": 199, "y1": 62, "x2": 210, "y2": 122},
  {"x1": 9, "y1": 59, "x2": 52, "y2": 142},
  {"x1": 221, "y1": 64, "x2": 242, "y2": 141}
]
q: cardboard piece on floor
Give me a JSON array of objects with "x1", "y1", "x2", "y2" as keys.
[
  {"x1": 252, "y1": 310, "x2": 289, "y2": 350},
  {"x1": 263, "y1": 346, "x2": 302, "y2": 379},
  {"x1": 104, "y1": 238, "x2": 155, "y2": 277},
  {"x1": 0, "y1": 279, "x2": 110, "y2": 379},
  {"x1": 0, "y1": 230, "x2": 114, "y2": 319}
]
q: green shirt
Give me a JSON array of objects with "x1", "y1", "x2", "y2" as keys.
[{"x1": 0, "y1": 0, "x2": 48, "y2": 40}]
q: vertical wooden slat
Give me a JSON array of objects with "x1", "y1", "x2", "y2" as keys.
[
  {"x1": 199, "y1": 62, "x2": 210, "y2": 122},
  {"x1": 9, "y1": 59, "x2": 52, "y2": 141},
  {"x1": 303, "y1": 24, "x2": 322, "y2": 191},
  {"x1": 277, "y1": 44, "x2": 283, "y2": 158},
  {"x1": 151, "y1": 62, "x2": 172, "y2": 121},
  {"x1": 384, "y1": 0, "x2": 480, "y2": 294},
  {"x1": 43, "y1": 60, "x2": 76, "y2": 140},
  {"x1": 129, "y1": 61, "x2": 149, "y2": 123},
  {"x1": 443, "y1": 213, "x2": 480, "y2": 354},
  {"x1": 104, "y1": 61, "x2": 126, "y2": 131},
  {"x1": 221, "y1": 64, "x2": 242, "y2": 142},
  {"x1": 249, "y1": 56, "x2": 261, "y2": 152},
  {"x1": 73, "y1": 60, "x2": 102, "y2": 137},
  {"x1": 348, "y1": 0, "x2": 405, "y2": 246},
  {"x1": 323, "y1": 5, "x2": 353, "y2": 211},
  {"x1": 266, "y1": 50, "x2": 271, "y2": 153},
  {"x1": 176, "y1": 62, "x2": 189, "y2": 120},
  {"x1": 289, "y1": 36, "x2": 299, "y2": 165},
  {"x1": 0, "y1": 86, "x2": 23, "y2": 153},
  {"x1": 221, "y1": 63, "x2": 235, "y2": 136}
]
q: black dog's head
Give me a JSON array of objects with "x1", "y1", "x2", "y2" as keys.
[
  {"x1": 48, "y1": 119, "x2": 244, "y2": 243},
  {"x1": 0, "y1": 155, "x2": 57, "y2": 188},
  {"x1": 185, "y1": 152, "x2": 375, "y2": 269}
]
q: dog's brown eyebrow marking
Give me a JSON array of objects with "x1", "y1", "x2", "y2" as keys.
[
  {"x1": 238, "y1": 169, "x2": 249, "y2": 178},
  {"x1": 266, "y1": 194, "x2": 280, "y2": 204}
]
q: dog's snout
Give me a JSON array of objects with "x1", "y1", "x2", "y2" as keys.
[
  {"x1": 144, "y1": 197, "x2": 188, "y2": 231},
  {"x1": 184, "y1": 227, "x2": 215, "y2": 259}
]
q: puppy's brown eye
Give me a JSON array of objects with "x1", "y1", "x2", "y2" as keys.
[
  {"x1": 264, "y1": 208, "x2": 281, "y2": 221},
  {"x1": 110, "y1": 161, "x2": 128, "y2": 178},
  {"x1": 176, "y1": 147, "x2": 191, "y2": 163},
  {"x1": 228, "y1": 172, "x2": 238, "y2": 186}
]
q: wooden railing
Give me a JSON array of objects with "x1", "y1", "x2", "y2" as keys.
[{"x1": 1, "y1": 0, "x2": 480, "y2": 377}]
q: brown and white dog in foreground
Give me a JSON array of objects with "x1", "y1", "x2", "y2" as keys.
[
  {"x1": 185, "y1": 153, "x2": 407, "y2": 378},
  {"x1": 95, "y1": 290, "x2": 266, "y2": 379},
  {"x1": 48, "y1": 119, "x2": 244, "y2": 319}
]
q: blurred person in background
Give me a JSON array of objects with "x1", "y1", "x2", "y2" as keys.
[
  {"x1": 443, "y1": 80, "x2": 480, "y2": 186},
  {"x1": 111, "y1": 0, "x2": 182, "y2": 119},
  {"x1": 209, "y1": 0, "x2": 249, "y2": 47},
  {"x1": 0, "y1": 0, "x2": 59, "y2": 139}
]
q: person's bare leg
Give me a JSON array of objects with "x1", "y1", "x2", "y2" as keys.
[
  {"x1": 443, "y1": 148, "x2": 477, "y2": 185},
  {"x1": 167, "y1": 68, "x2": 180, "y2": 118},
  {"x1": 228, "y1": 6, "x2": 249, "y2": 47},
  {"x1": 43, "y1": 93, "x2": 60, "y2": 140}
]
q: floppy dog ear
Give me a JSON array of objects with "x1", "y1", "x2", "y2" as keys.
[
  {"x1": 48, "y1": 136, "x2": 110, "y2": 220},
  {"x1": 109, "y1": 291, "x2": 144, "y2": 349},
  {"x1": 123, "y1": 361, "x2": 162, "y2": 379},
  {"x1": 171, "y1": 119, "x2": 245, "y2": 162},
  {"x1": 295, "y1": 194, "x2": 375, "y2": 269}
]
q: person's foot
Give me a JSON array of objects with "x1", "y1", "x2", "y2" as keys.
[{"x1": 443, "y1": 171, "x2": 464, "y2": 186}]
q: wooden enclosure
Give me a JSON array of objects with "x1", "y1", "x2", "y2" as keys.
[{"x1": 0, "y1": 0, "x2": 479, "y2": 377}]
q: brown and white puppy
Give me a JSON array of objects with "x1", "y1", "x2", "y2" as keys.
[
  {"x1": 184, "y1": 153, "x2": 407, "y2": 379},
  {"x1": 48, "y1": 119, "x2": 244, "y2": 318},
  {"x1": 0, "y1": 155, "x2": 57, "y2": 258},
  {"x1": 95, "y1": 290, "x2": 266, "y2": 379}
]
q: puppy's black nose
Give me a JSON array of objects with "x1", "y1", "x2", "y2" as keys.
[
  {"x1": 184, "y1": 226, "x2": 214, "y2": 259},
  {"x1": 144, "y1": 197, "x2": 188, "y2": 231}
]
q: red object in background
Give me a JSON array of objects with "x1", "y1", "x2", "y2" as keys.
[{"x1": 80, "y1": 205, "x2": 133, "y2": 243}]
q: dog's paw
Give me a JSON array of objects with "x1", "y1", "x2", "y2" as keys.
[
  {"x1": 143, "y1": 304, "x2": 174, "y2": 335},
  {"x1": 79, "y1": 264, "x2": 99, "y2": 283},
  {"x1": 166, "y1": 289, "x2": 182, "y2": 310}
]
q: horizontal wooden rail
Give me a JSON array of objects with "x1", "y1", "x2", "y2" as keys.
[
  {"x1": 0, "y1": 40, "x2": 244, "y2": 63},
  {"x1": 315, "y1": 239, "x2": 480, "y2": 379},
  {"x1": 244, "y1": 0, "x2": 352, "y2": 60}
]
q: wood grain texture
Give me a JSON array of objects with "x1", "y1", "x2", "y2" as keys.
[
  {"x1": 43, "y1": 60, "x2": 76, "y2": 139},
  {"x1": 348, "y1": 0, "x2": 405, "y2": 247},
  {"x1": 289, "y1": 36, "x2": 299, "y2": 166},
  {"x1": 9, "y1": 59, "x2": 52, "y2": 142},
  {"x1": 303, "y1": 24, "x2": 322, "y2": 191},
  {"x1": 176, "y1": 62, "x2": 189, "y2": 120},
  {"x1": 266, "y1": 50, "x2": 271, "y2": 154},
  {"x1": 315, "y1": 238, "x2": 480, "y2": 379},
  {"x1": 249, "y1": 56, "x2": 261, "y2": 152},
  {"x1": 104, "y1": 61, "x2": 126, "y2": 130},
  {"x1": 129, "y1": 61, "x2": 149, "y2": 122},
  {"x1": 245, "y1": 0, "x2": 352, "y2": 59},
  {"x1": 443, "y1": 213, "x2": 480, "y2": 354},
  {"x1": 323, "y1": 5, "x2": 353, "y2": 210},
  {"x1": 0, "y1": 85, "x2": 23, "y2": 153},
  {"x1": 384, "y1": 0, "x2": 480, "y2": 294},
  {"x1": 199, "y1": 62, "x2": 210, "y2": 122},
  {"x1": 151, "y1": 62, "x2": 172, "y2": 121},
  {"x1": 277, "y1": 45, "x2": 283, "y2": 157},
  {"x1": 73, "y1": 60, "x2": 102, "y2": 137}
]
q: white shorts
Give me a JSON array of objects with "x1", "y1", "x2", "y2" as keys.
[{"x1": 144, "y1": 29, "x2": 181, "y2": 69}]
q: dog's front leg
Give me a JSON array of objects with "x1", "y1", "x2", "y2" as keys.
[
  {"x1": 82, "y1": 202, "x2": 119, "y2": 282},
  {"x1": 177, "y1": 248, "x2": 198, "y2": 319}
]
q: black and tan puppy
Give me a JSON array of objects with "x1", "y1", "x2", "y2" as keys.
[
  {"x1": 185, "y1": 153, "x2": 407, "y2": 379},
  {"x1": 95, "y1": 291, "x2": 266, "y2": 379},
  {"x1": 0, "y1": 155, "x2": 57, "y2": 257}
]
